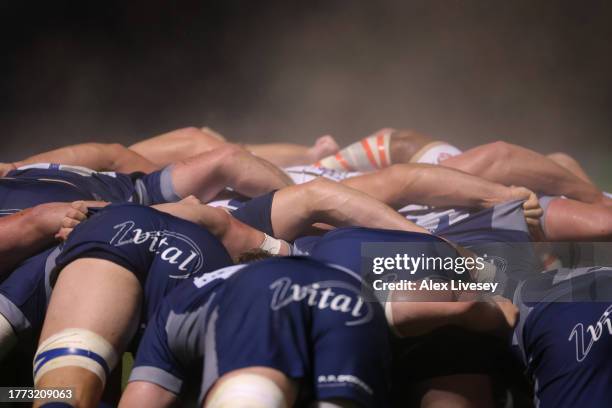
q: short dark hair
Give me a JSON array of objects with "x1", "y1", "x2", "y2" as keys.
[{"x1": 237, "y1": 248, "x2": 276, "y2": 263}]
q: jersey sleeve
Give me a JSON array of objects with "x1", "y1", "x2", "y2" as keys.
[{"x1": 129, "y1": 300, "x2": 186, "y2": 394}]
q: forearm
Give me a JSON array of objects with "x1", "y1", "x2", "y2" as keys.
[
  {"x1": 13, "y1": 143, "x2": 158, "y2": 173},
  {"x1": 455, "y1": 298, "x2": 516, "y2": 336},
  {"x1": 391, "y1": 298, "x2": 513, "y2": 338},
  {"x1": 0, "y1": 208, "x2": 56, "y2": 276},
  {"x1": 343, "y1": 163, "x2": 513, "y2": 209},
  {"x1": 271, "y1": 178, "x2": 429, "y2": 241}
]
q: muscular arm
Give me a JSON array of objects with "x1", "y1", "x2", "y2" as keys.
[
  {"x1": 153, "y1": 201, "x2": 277, "y2": 261},
  {"x1": 11, "y1": 143, "x2": 159, "y2": 174},
  {"x1": 270, "y1": 177, "x2": 430, "y2": 241},
  {"x1": 342, "y1": 163, "x2": 542, "y2": 226},
  {"x1": 0, "y1": 202, "x2": 93, "y2": 276},
  {"x1": 119, "y1": 382, "x2": 177, "y2": 408},
  {"x1": 388, "y1": 290, "x2": 517, "y2": 338},
  {"x1": 441, "y1": 141, "x2": 604, "y2": 204},
  {"x1": 343, "y1": 163, "x2": 526, "y2": 209}
]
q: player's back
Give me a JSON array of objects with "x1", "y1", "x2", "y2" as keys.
[
  {"x1": 305, "y1": 226, "x2": 459, "y2": 281},
  {"x1": 0, "y1": 165, "x2": 139, "y2": 215},
  {"x1": 513, "y1": 266, "x2": 612, "y2": 408}
]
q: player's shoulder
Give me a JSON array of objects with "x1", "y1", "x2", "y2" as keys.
[{"x1": 518, "y1": 266, "x2": 612, "y2": 304}]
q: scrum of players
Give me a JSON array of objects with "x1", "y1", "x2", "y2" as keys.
[{"x1": 0, "y1": 126, "x2": 611, "y2": 408}]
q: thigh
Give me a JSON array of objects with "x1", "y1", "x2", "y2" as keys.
[{"x1": 40, "y1": 258, "x2": 142, "y2": 351}]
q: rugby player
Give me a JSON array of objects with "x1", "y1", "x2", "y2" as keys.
[
  {"x1": 1, "y1": 178, "x2": 428, "y2": 359},
  {"x1": 316, "y1": 128, "x2": 607, "y2": 205},
  {"x1": 1, "y1": 126, "x2": 546, "y2": 239},
  {"x1": 313, "y1": 128, "x2": 611, "y2": 241},
  {"x1": 120, "y1": 228, "x2": 517, "y2": 408},
  {"x1": 23, "y1": 179, "x2": 430, "y2": 407},
  {"x1": 121, "y1": 257, "x2": 391, "y2": 408},
  {"x1": 0, "y1": 127, "x2": 339, "y2": 176},
  {"x1": 512, "y1": 266, "x2": 612, "y2": 408},
  {"x1": 0, "y1": 143, "x2": 294, "y2": 277},
  {"x1": 302, "y1": 225, "x2": 521, "y2": 408},
  {"x1": 0, "y1": 143, "x2": 293, "y2": 214}
]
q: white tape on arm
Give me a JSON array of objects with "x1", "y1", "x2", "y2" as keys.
[
  {"x1": 33, "y1": 328, "x2": 118, "y2": 385},
  {"x1": 259, "y1": 233, "x2": 283, "y2": 255}
]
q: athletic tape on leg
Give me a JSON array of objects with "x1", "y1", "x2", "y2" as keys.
[{"x1": 33, "y1": 328, "x2": 118, "y2": 384}]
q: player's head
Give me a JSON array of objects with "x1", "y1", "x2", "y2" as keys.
[{"x1": 237, "y1": 248, "x2": 277, "y2": 263}]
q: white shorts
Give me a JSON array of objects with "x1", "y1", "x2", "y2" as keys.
[{"x1": 412, "y1": 142, "x2": 462, "y2": 165}]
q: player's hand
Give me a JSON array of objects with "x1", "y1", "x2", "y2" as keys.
[
  {"x1": 178, "y1": 195, "x2": 202, "y2": 205},
  {"x1": 54, "y1": 200, "x2": 109, "y2": 241},
  {"x1": 491, "y1": 295, "x2": 519, "y2": 330},
  {"x1": 507, "y1": 186, "x2": 543, "y2": 227},
  {"x1": 152, "y1": 196, "x2": 206, "y2": 224}
]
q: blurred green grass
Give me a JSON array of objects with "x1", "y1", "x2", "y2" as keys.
[{"x1": 121, "y1": 353, "x2": 133, "y2": 390}]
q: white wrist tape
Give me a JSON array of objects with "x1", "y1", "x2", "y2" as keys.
[
  {"x1": 0, "y1": 313, "x2": 17, "y2": 360},
  {"x1": 259, "y1": 233, "x2": 283, "y2": 255},
  {"x1": 207, "y1": 373, "x2": 287, "y2": 408},
  {"x1": 33, "y1": 328, "x2": 118, "y2": 385}
]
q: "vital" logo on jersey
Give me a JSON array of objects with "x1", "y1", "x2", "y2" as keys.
[
  {"x1": 269, "y1": 277, "x2": 373, "y2": 326},
  {"x1": 568, "y1": 304, "x2": 612, "y2": 362},
  {"x1": 110, "y1": 220, "x2": 204, "y2": 278}
]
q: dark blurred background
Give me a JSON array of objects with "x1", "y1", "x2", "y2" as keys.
[{"x1": 1, "y1": 1, "x2": 611, "y2": 187}]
